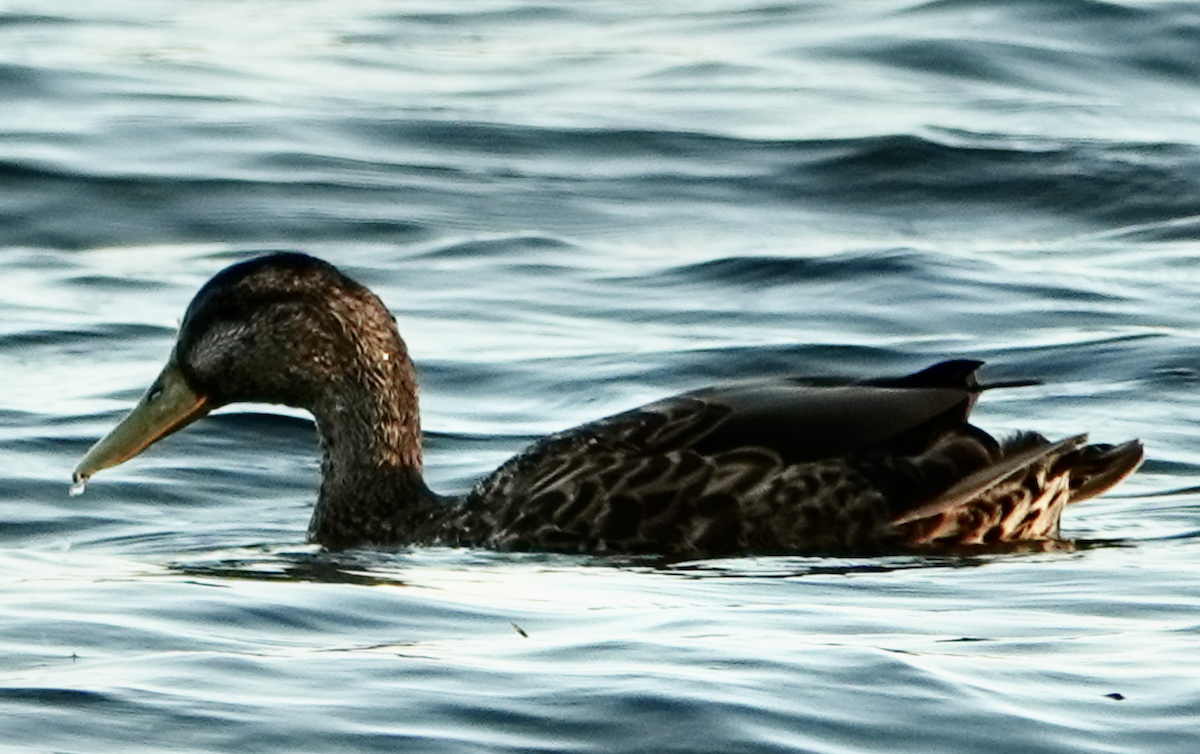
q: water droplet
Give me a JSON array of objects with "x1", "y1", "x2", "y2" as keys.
[{"x1": 69, "y1": 479, "x2": 87, "y2": 497}]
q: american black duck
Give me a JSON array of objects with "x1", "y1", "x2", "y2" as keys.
[{"x1": 73, "y1": 253, "x2": 1143, "y2": 556}]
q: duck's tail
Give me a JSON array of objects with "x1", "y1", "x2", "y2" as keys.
[
  {"x1": 893, "y1": 433, "x2": 1144, "y2": 547},
  {"x1": 1060, "y1": 438, "x2": 1145, "y2": 504}
]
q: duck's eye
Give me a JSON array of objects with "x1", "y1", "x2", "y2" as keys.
[{"x1": 147, "y1": 385, "x2": 164, "y2": 403}]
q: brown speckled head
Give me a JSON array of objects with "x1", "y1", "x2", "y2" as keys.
[
  {"x1": 177, "y1": 254, "x2": 408, "y2": 417},
  {"x1": 173, "y1": 253, "x2": 438, "y2": 546},
  {"x1": 75, "y1": 252, "x2": 439, "y2": 549}
]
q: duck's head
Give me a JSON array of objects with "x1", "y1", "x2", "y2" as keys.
[{"x1": 73, "y1": 252, "x2": 421, "y2": 487}]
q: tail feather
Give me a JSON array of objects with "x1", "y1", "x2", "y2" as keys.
[
  {"x1": 893, "y1": 434, "x2": 1087, "y2": 526},
  {"x1": 893, "y1": 434, "x2": 1142, "y2": 548},
  {"x1": 1063, "y1": 439, "x2": 1144, "y2": 504}
]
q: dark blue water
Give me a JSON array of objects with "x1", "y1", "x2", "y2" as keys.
[{"x1": 3, "y1": 1, "x2": 1200, "y2": 751}]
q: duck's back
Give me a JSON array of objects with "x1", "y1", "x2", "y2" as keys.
[{"x1": 445, "y1": 360, "x2": 1144, "y2": 557}]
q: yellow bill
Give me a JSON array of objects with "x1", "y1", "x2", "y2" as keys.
[{"x1": 73, "y1": 358, "x2": 211, "y2": 486}]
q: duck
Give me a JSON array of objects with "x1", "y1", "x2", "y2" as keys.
[{"x1": 73, "y1": 252, "x2": 1144, "y2": 557}]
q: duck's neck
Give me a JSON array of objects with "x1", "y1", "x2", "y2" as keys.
[{"x1": 305, "y1": 356, "x2": 445, "y2": 548}]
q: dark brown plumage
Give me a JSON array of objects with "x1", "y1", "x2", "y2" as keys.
[{"x1": 73, "y1": 252, "x2": 1144, "y2": 557}]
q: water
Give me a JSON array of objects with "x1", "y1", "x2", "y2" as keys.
[{"x1": 2, "y1": 1, "x2": 1200, "y2": 751}]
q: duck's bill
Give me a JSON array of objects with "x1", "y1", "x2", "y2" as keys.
[{"x1": 73, "y1": 359, "x2": 211, "y2": 484}]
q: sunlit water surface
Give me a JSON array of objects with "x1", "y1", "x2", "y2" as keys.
[{"x1": 2, "y1": 1, "x2": 1200, "y2": 752}]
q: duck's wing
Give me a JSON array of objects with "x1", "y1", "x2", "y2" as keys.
[
  {"x1": 461, "y1": 360, "x2": 995, "y2": 537},
  {"x1": 622, "y1": 359, "x2": 991, "y2": 463},
  {"x1": 477, "y1": 359, "x2": 995, "y2": 501}
]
